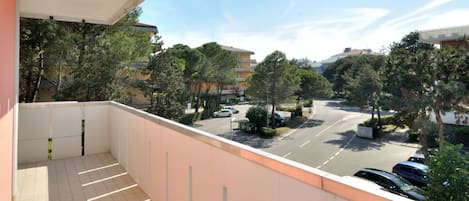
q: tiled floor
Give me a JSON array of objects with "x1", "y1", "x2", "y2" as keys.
[{"x1": 17, "y1": 152, "x2": 150, "y2": 201}]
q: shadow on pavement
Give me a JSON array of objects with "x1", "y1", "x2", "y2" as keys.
[
  {"x1": 297, "y1": 119, "x2": 324, "y2": 129},
  {"x1": 324, "y1": 102, "x2": 394, "y2": 115},
  {"x1": 217, "y1": 130, "x2": 274, "y2": 149},
  {"x1": 324, "y1": 130, "x2": 419, "y2": 152},
  {"x1": 324, "y1": 130, "x2": 385, "y2": 151}
]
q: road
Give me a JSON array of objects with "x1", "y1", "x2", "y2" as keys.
[
  {"x1": 193, "y1": 100, "x2": 419, "y2": 176},
  {"x1": 263, "y1": 100, "x2": 419, "y2": 176}
]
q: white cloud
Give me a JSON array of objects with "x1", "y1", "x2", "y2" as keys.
[
  {"x1": 159, "y1": 0, "x2": 466, "y2": 63},
  {"x1": 417, "y1": 9, "x2": 469, "y2": 30},
  {"x1": 384, "y1": 0, "x2": 453, "y2": 27}
]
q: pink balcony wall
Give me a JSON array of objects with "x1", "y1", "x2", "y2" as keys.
[{"x1": 0, "y1": 0, "x2": 16, "y2": 199}]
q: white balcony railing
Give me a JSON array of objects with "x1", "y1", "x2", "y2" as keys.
[{"x1": 19, "y1": 101, "x2": 409, "y2": 201}]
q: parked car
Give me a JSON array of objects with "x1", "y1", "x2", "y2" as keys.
[
  {"x1": 407, "y1": 154, "x2": 425, "y2": 164},
  {"x1": 223, "y1": 106, "x2": 239, "y2": 114},
  {"x1": 268, "y1": 112, "x2": 285, "y2": 126},
  {"x1": 213, "y1": 109, "x2": 233, "y2": 117},
  {"x1": 354, "y1": 168, "x2": 425, "y2": 201},
  {"x1": 393, "y1": 161, "x2": 429, "y2": 188}
]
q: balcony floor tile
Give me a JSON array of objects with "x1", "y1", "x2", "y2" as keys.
[{"x1": 17, "y1": 152, "x2": 150, "y2": 201}]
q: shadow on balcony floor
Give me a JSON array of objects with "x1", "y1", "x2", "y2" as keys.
[{"x1": 17, "y1": 152, "x2": 149, "y2": 201}]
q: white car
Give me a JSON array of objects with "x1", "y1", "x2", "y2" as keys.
[
  {"x1": 223, "y1": 106, "x2": 239, "y2": 114},
  {"x1": 213, "y1": 109, "x2": 233, "y2": 117}
]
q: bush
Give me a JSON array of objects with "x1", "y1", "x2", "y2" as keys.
[
  {"x1": 445, "y1": 125, "x2": 469, "y2": 147},
  {"x1": 363, "y1": 115, "x2": 402, "y2": 127},
  {"x1": 179, "y1": 112, "x2": 201, "y2": 125},
  {"x1": 261, "y1": 127, "x2": 277, "y2": 136},
  {"x1": 408, "y1": 130, "x2": 419, "y2": 142},
  {"x1": 424, "y1": 142, "x2": 469, "y2": 201},
  {"x1": 303, "y1": 99, "x2": 313, "y2": 107},
  {"x1": 276, "y1": 105, "x2": 296, "y2": 112},
  {"x1": 245, "y1": 107, "x2": 268, "y2": 132}
]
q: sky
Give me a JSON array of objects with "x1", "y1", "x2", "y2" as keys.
[{"x1": 139, "y1": 0, "x2": 469, "y2": 62}]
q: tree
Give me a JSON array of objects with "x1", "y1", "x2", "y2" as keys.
[
  {"x1": 383, "y1": 31, "x2": 468, "y2": 154},
  {"x1": 425, "y1": 142, "x2": 469, "y2": 201},
  {"x1": 246, "y1": 51, "x2": 300, "y2": 128},
  {"x1": 297, "y1": 68, "x2": 333, "y2": 100},
  {"x1": 197, "y1": 42, "x2": 237, "y2": 106},
  {"x1": 323, "y1": 55, "x2": 385, "y2": 97},
  {"x1": 245, "y1": 106, "x2": 268, "y2": 132},
  {"x1": 144, "y1": 48, "x2": 186, "y2": 120},
  {"x1": 61, "y1": 8, "x2": 152, "y2": 102},
  {"x1": 19, "y1": 18, "x2": 62, "y2": 102},
  {"x1": 169, "y1": 45, "x2": 211, "y2": 113}
]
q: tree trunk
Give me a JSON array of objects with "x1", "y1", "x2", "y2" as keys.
[
  {"x1": 216, "y1": 83, "x2": 223, "y2": 107},
  {"x1": 32, "y1": 51, "x2": 45, "y2": 102},
  {"x1": 434, "y1": 108, "x2": 445, "y2": 148},
  {"x1": 56, "y1": 50, "x2": 64, "y2": 98},
  {"x1": 371, "y1": 102, "x2": 375, "y2": 126},
  {"x1": 419, "y1": 115, "x2": 430, "y2": 159},
  {"x1": 271, "y1": 71, "x2": 276, "y2": 129},
  {"x1": 377, "y1": 105, "x2": 382, "y2": 130},
  {"x1": 195, "y1": 81, "x2": 202, "y2": 113}
]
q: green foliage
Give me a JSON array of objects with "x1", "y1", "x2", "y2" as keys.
[
  {"x1": 178, "y1": 112, "x2": 201, "y2": 125},
  {"x1": 408, "y1": 130, "x2": 420, "y2": 142},
  {"x1": 144, "y1": 48, "x2": 186, "y2": 120},
  {"x1": 424, "y1": 143, "x2": 469, "y2": 201},
  {"x1": 363, "y1": 115, "x2": 402, "y2": 127},
  {"x1": 276, "y1": 105, "x2": 296, "y2": 112},
  {"x1": 246, "y1": 51, "x2": 300, "y2": 128},
  {"x1": 303, "y1": 99, "x2": 313, "y2": 107},
  {"x1": 323, "y1": 54, "x2": 385, "y2": 97},
  {"x1": 197, "y1": 42, "x2": 237, "y2": 106},
  {"x1": 245, "y1": 107, "x2": 268, "y2": 132},
  {"x1": 297, "y1": 69, "x2": 333, "y2": 99},
  {"x1": 261, "y1": 127, "x2": 277, "y2": 137},
  {"x1": 383, "y1": 32, "x2": 468, "y2": 147},
  {"x1": 344, "y1": 64, "x2": 381, "y2": 108}
]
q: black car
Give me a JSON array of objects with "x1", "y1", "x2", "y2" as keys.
[
  {"x1": 393, "y1": 161, "x2": 429, "y2": 188},
  {"x1": 354, "y1": 168, "x2": 425, "y2": 201},
  {"x1": 268, "y1": 113, "x2": 285, "y2": 126}
]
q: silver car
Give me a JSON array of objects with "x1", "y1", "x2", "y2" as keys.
[{"x1": 213, "y1": 109, "x2": 233, "y2": 117}]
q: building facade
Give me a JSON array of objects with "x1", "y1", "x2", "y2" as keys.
[{"x1": 220, "y1": 45, "x2": 256, "y2": 97}]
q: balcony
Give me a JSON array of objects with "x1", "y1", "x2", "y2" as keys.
[
  {"x1": 236, "y1": 77, "x2": 246, "y2": 82},
  {"x1": 237, "y1": 58, "x2": 257, "y2": 64},
  {"x1": 17, "y1": 101, "x2": 408, "y2": 201},
  {"x1": 234, "y1": 67, "x2": 255, "y2": 73}
]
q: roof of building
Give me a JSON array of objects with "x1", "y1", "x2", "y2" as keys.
[
  {"x1": 20, "y1": 0, "x2": 143, "y2": 25},
  {"x1": 134, "y1": 22, "x2": 158, "y2": 33},
  {"x1": 220, "y1": 45, "x2": 255, "y2": 54},
  {"x1": 419, "y1": 24, "x2": 469, "y2": 44},
  {"x1": 321, "y1": 48, "x2": 379, "y2": 64}
]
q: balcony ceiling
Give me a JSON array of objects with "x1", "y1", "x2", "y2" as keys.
[{"x1": 20, "y1": 0, "x2": 143, "y2": 25}]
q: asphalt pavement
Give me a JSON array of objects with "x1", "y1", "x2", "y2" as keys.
[{"x1": 192, "y1": 100, "x2": 420, "y2": 176}]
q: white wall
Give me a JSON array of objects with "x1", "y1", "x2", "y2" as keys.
[
  {"x1": 19, "y1": 101, "x2": 408, "y2": 201},
  {"x1": 108, "y1": 102, "x2": 407, "y2": 201},
  {"x1": 429, "y1": 111, "x2": 469, "y2": 126},
  {"x1": 18, "y1": 102, "x2": 109, "y2": 164}
]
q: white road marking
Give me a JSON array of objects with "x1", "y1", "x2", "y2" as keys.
[
  {"x1": 278, "y1": 102, "x2": 317, "y2": 140},
  {"x1": 315, "y1": 119, "x2": 342, "y2": 137},
  {"x1": 299, "y1": 140, "x2": 311, "y2": 148},
  {"x1": 316, "y1": 134, "x2": 357, "y2": 169},
  {"x1": 283, "y1": 152, "x2": 292, "y2": 158}
]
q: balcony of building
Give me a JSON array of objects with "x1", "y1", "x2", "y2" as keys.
[
  {"x1": 16, "y1": 101, "x2": 409, "y2": 201},
  {"x1": 237, "y1": 58, "x2": 257, "y2": 64},
  {"x1": 234, "y1": 67, "x2": 255, "y2": 73}
]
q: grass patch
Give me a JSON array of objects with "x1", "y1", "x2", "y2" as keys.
[
  {"x1": 275, "y1": 127, "x2": 289, "y2": 135},
  {"x1": 287, "y1": 116, "x2": 308, "y2": 128}
]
